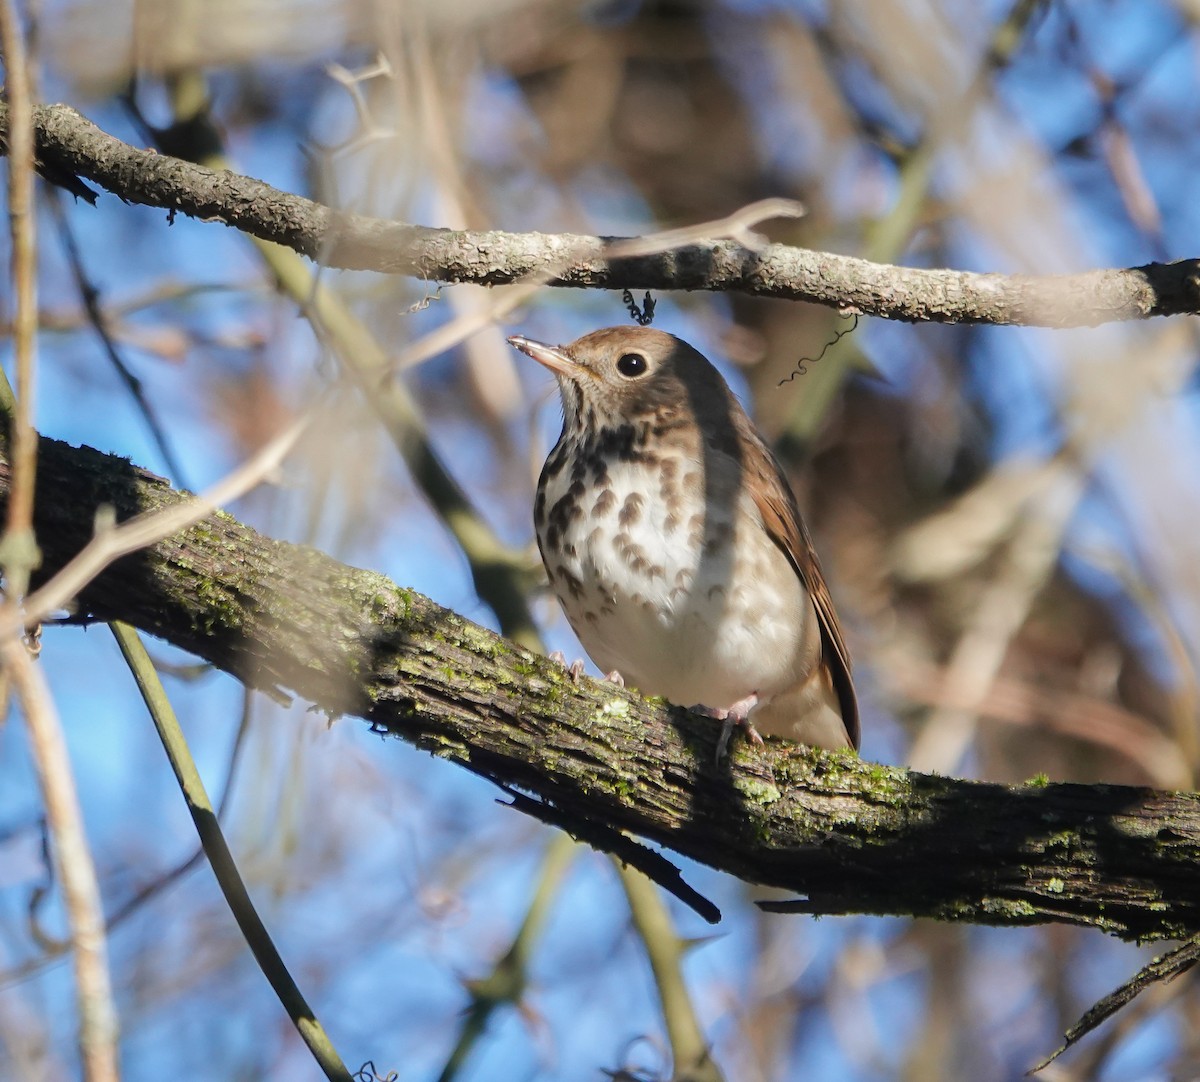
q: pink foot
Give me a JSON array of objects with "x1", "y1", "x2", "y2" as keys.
[
  {"x1": 549, "y1": 650, "x2": 585, "y2": 682},
  {"x1": 693, "y1": 693, "x2": 763, "y2": 761},
  {"x1": 548, "y1": 653, "x2": 625, "y2": 687}
]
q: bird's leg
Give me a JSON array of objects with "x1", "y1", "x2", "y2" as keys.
[
  {"x1": 548, "y1": 650, "x2": 586, "y2": 683},
  {"x1": 548, "y1": 652, "x2": 624, "y2": 687},
  {"x1": 693, "y1": 692, "x2": 763, "y2": 762}
]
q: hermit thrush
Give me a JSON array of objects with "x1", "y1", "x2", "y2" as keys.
[{"x1": 509, "y1": 326, "x2": 858, "y2": 753}]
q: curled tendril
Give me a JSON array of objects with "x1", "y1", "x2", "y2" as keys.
[
  {"x1": 777, "y1": 313, "x2": 859, "y2": 386},
  {"x1": 622, "y1": 288, "x2": 656, "y2": 326},
  {"x1": 354, "y1": 1062, "x2": 399, "y2": 1082}
]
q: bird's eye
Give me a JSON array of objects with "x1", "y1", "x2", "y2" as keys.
[{"x1": 616, "y1": 353, "x2": 649, "y2": 378}]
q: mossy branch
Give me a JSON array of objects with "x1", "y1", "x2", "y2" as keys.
[{"x1": 8, "y1": 433, "x2": 1200, "y2": 941}]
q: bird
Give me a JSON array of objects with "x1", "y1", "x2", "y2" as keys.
[{"x1": 508, "y1": 326, "x2": 858, "y2": 754}]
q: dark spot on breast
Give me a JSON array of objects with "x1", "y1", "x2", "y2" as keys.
[
  {"x1": 652, "y1": 412, "x2": 688, "y2": 439},
  {"x1": 546, "y1": 479, "x2": 586, "y2": 539},
  {"x1": 658, "y1": 457, "x2": 679, "y2": 504},
  {"x1": 619, "y1": 493, "x2": 644, "y2": 527},
  {"x1": 616, "y1": 533, "x2": 666, "y2": 579},
  {"x1": 593, "y1": 488, "x2": 617, "y2": 516},
  {"x1": 541, "y1": 443, "x2": 569, "y2": 481}
]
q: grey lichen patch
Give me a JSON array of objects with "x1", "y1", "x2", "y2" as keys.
[{"x1": 592, "y1": 698, "x2": 631, "y2": 727}]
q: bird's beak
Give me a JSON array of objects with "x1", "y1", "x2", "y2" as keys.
[{"x1": 507, "y1": 335, "x2": 581, "y2": 379}]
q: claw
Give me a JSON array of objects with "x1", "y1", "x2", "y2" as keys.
[
  {"x1": 549, "y1": 651, "x2": 586, "y2": 683},
  {"x1": 603, "y1": 670, "x2": 625, "y2": 688},
  {"x1": 693, "y1": 693, "x2": 762, "y2": 763}
]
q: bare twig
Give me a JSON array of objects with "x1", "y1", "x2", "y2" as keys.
[
  {"x1": 12, "y1": 402, "x2": 314, "y2": 637},
  {"x1": 619, "y1": 865, "x2": 725, "y2": 1082},
  {"x1": 1032, "y1": 936, "x2": 1200, "y2": 1073},
  {"x1": 394, "y1": 199, "x2": 808, "y2": 372},
  {"x1": 5, "y1": 103, "x2": 1199, "y2": 328},
  {"x1": 0, "y1": 9, "x2": 116, "y2": 1079},
  {"x1": 436, "y1": 834, "x2": 575, "y2": 1082},
  {"x1": 5, "y1": 638, "x2": 118, "y2": 1082},
  {"x1": 0, "y1": 1, "x2": 42, "y2": 598},
  {"x1": 110, "y1": 621, "x2": 353, "y2": 1082},
  {"x1": 45, "y1": 190, "x2": 189, "y2": 484},
  {"x1": 143, "y1": 78, "x2": 544, "y2": 649}
]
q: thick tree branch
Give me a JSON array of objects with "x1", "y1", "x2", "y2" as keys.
[
  {"x1": 5, "y1": 102, "x2": 1199, "y2": 328},
  {"x1": 7, "y1": 434, "x2": 1200, "y2": 940}
]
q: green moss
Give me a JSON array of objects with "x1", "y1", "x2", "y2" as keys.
[
  {"x1": 1025, "y1": 773, "x2": 1050, "y2": 788},
  {"x1": 1046, "y1": 877, "x2": 1065, "y2": 894},
  {"x1": 733, "y1": 774, "x2": 782, "y2": 806}
]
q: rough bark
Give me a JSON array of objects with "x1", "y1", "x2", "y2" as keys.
[
  {"x1": 5, "y1": 102, "x2": 1200, "y2": 328},
  {"x1": 8, "y1": 434, "x2": 1200, "y2": 941}
]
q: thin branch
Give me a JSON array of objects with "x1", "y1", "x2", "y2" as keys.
[
  {"x1": 0, "y1": 5, "x2": 42, "y2": 598},
  {"x1": 436, "y1": 834, "x2": 575, "y2": 1082},
  {"x1": 148, "y1": 82, "x2": 542, "y2": 649},
  {"x1": 109, "y1": 621, "x2": 353, "y2": 1082},
  {"x1": 502, "y1": 788, "x2": 721, "y2": 924},
  {"x1": 45, "y1": 190, "x2": 190, "y2": 485},
  {"x1": 619, "y1": 865, "x2": 724, "y2": 1082},
  {"x1": 0, "y1": 11, "x2": 115, "y2": 1080},
  {"x1": 5, "y1": 638, "x2": 118, "y2": 1082},
  {"x1": 1032, "y1": 935, "x2": 1200, "y2": 1073},
  {"x1": 4, "y1": 102, "x2": 1198, "y2": 328},
  {"x1": 9, "y1": 433, "x2": 1200, "y2": 944},
  {"x1": 0, "y1": 676, "x2": 256, "y2": 991},
  {"x1": 11, "y1": 402, "x2": 314, "y2": 637}
]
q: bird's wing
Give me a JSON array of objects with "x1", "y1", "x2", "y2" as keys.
[{"x1": 745, "y1": 429, "x2": 860, "y2": 749}]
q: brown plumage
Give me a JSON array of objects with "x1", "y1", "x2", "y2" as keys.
[{"x1": 510, "y1": 326, "x2": 859, "y2": 752}]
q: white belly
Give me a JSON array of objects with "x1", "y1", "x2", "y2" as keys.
[{"x1": 540, "y1": 457, "x2": 818, "y2": 710}]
